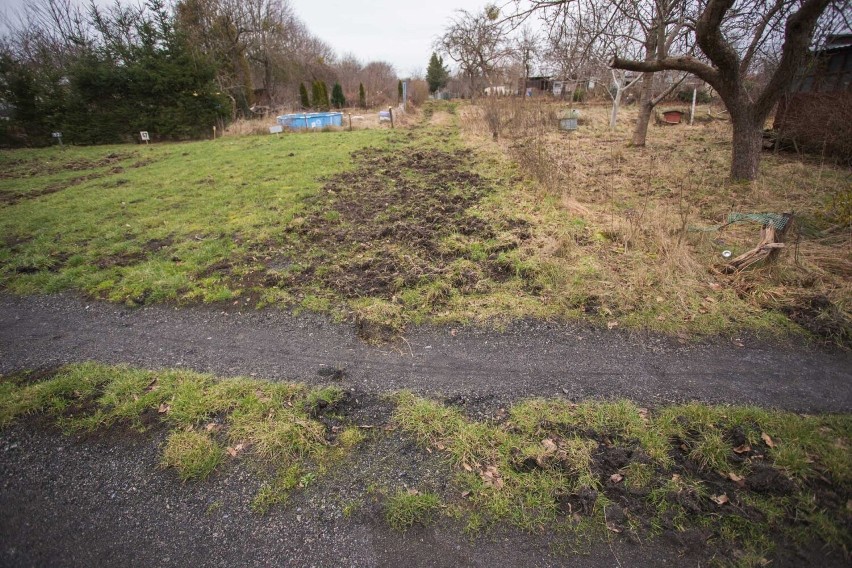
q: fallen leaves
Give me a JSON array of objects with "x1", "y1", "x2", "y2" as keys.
[
  {"x1": 610, "y1": 473, "x2": 624, "y2": 483},
  {"x1": 733, "y1": 444, "x2": 751, "y2": 454},
  {"x1": 761, "y1": 432, "x2": 776, "y2": 448},
  {"x1": 205, "y1": 422, "x2": 222, "y2": 433},
  {"x1": 158, "y1": 403, "x2": 170, "y2": 414},
  {"x1": 479, "y1": 465, "x2": 504, "y2": 490},
  {"x1": 712, "y1": 494, "x2": 729, "y2": 505},
  {"x1": 728, "y1": 472, "x2": 746, "y2": 488},
  {"x1": 226, "y1": 443, "x2": 246, "y2": 457},
  {"x1": 541, "y1": 438, "x2": 558, "y2": 454},
  {"x1": 607, "y1": 321, "x2": 619, "y2": 330}
]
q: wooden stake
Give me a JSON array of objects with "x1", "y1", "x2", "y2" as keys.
[
  {"x1": 388, "y1": 107, "x2": 394, "y2": 129},
  {"x1": 690, "y1": 88, "x2": 697, "y2": 125}
]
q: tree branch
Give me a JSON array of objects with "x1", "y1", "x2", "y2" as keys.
[
  {"x1": 612, "y1": 55, "x2": 719, "y2": 90},
  {"x1": 754, "y1": 0, "x2": 831, "y2": 118},
  {"x1": 651, "y1": 72, "x2": 689, "y2": 106}
]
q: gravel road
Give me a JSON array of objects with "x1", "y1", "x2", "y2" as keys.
[
  {"x1": 2, "y1": 292, "x2": 850, "y2": 567},
  {"x1": 1, "y1": 293, "x2": 850, "y2": 412}
]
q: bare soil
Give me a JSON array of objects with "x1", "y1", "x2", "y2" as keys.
[{"x1": 283, "y1": 146, "x2": 529, "y2": 299}]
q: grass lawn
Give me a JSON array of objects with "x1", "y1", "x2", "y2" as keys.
[
  {"x1": 1, "y1": 363, "x2": 849, "y2": 565},
  {"x1": 1, "y1": 102, "x2": 849, "y2": 343}
]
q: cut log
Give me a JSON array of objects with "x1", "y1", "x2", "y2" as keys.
[{"x1": 723, "y1": 213, "x2": 793, "y2": 273}]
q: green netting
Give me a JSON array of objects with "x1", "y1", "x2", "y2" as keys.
[{"x1": 690, "y1": 212, "x2": 790, "y2": 233}]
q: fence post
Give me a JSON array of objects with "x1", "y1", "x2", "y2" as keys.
[
  {"x1": 388, "y1": 107, "x2": 394, "y2": 129},
  {"x1": 690, "y1": 88, "x2": 697, "y2": 125}
]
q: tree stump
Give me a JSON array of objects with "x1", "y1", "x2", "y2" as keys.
[{"x1": 722, "y1": 213, "x2": 793, "y2": 273}]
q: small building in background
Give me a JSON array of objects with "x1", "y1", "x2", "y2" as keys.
[{"x1": 773, "y1": 34, "x2": 852, "y2": 162}]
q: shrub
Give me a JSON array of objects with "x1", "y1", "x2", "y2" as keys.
[{"x1": 677, "y1": 89, "x2": 712, "y2": 104}]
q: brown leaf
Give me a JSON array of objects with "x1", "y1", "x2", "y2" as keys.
[
  {"x1": 606, "y1": 522, "x2": 622, "y2": 533},
  {"x1": 761, "y1": 432, "x2": 776, "y2": 448},
  {"x1": 542, "y1": 438, "x2": 558, "y2": 454},
  {"x1": 610, "y1": 473, "x2": 623, "y2": 483},
  {"x1": 226, "y1": 447, "x2": 238, "y2": 457},
  {"x1": 480, "y1": 465, "x2": 504, "y2": 490},
  {"x1": 712, "y1": 494, "x2": 729, "y2": 505},
  {"x1": 158, "y1": 403, "x2": 170, "y2": 414},
  {"x1": 607, "y1": 321, "x2": 619, "y2": 330},
  {"x1": 406, "y1": 488, "x2": 419, "y2": 496},
  {"x1": 638, "y1": 408, "x2": 650, "y2": 424},
  {"x1": 728, "y1": 472, "x2": 745, "y2": 488},
  {"x1": 462, "y1": 462, "x2": 473, "y2": 472},
  {"x1": 450, "y1": 329, "x2": 458, "y2": 337},
  {"x1": 461, "y1": 490, "x2": 471, "y2": 498},
  {"x1": 205, "y1": 422, "x2": 221, "y2": 433},
  {"x1": 733, "y1": 444, "x2": 751, "y2": 454},
  {"x1": 436, "y1": 442, "x2": 446, "y2": 451}
]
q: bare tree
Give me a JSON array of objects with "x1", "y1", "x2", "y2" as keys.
[
  {"x1": 612, "y1": 0, "x2": 692, "y2": 145},
  {"x1": 612, "y1": 0, "x2": 840, "y2": 180},
  {"x1": 514, "y1": 25, "x2": 540, "y2": 93},
  {"x1": 436, "y1": 6, "x2": 511, "y2": 97}
]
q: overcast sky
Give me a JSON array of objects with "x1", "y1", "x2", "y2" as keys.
[
  {"x1": 290, "y1": 0, "x2": 487, "y2": 77},
  {"x1": 1, "y1": 0, "x2": 492, "y2": 76},
  {"x1": 289, "y1": 0, "x2": 489, "y2": 76}
]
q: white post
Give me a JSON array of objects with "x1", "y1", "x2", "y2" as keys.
[{"x1": 690, "y1": 88, "x2": 697, "y2": 125}]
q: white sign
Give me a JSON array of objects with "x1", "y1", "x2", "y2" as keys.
[
  {"x1": 51, "y1": 132, "x2": 62, "y2": 138},
  {"x1": 269, "y1": 125, "x2": 283, "y2": 134},
  {"x1": 139, "y1": 131, "x2": 150, "y2": 141},
  {"x1": 552, "y1": 81, "x2": 564, "y2": 96}
]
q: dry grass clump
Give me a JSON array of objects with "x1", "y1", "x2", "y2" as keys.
[{"x1": 461, "y1": 99, "x2": 851, "y2": 342}]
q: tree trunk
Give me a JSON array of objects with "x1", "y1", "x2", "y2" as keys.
[
  {"x1": 609, "y1": 88, "x2": 623, "y2": 130},
  {"x1": 632, "y1": 73, "x2": 655, "y2": 146},
  {"x1": 730, "y1": 114, "x2": 763, "y2": 181}
]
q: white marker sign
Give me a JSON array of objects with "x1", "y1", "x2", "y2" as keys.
[
  {"x1": 52, "y1": 132, "x2": 62, "y2": 138},
  {"x1": 139, "y1": 131, "x2": 150, "y2": 141},
  {"x1": 269, "y1": 125, "x2": 283, "y2": 134}
]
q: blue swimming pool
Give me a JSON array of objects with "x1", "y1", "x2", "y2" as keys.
[{"x1": 277, "y1": 112, "x2": 344, "y2": 130}]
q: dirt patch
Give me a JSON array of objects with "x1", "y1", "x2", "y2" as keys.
[
  {"x1": 277, "y1": 145, "x2": 529, "y2": 300},
  {"x1": 0, "y1": 153, "x2": 135, "y2": 206},
  {"x1": 781, "y1": 294, "x2": 851, "y2": 347},
  {"x1": 0, "y1": 152, "x2": 132, "y2": 180},
  {"x1": 96, "y1": 238, "x2": 174, "y2": 269}
]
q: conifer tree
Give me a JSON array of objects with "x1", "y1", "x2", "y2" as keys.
[
  {"x1": 358, "y1": 82, "x2": 366, "y2": 109},
  {"x1": 331, "y1": 82, "x2": 346, "y2": 109},
  {"x1": 426, "y1": 52, "x2": 449, "y2": 94},
  {"x1": 397, "y1": 80, "x2": 403, "y2": 103},
  {"x1": 319, "y1": 81, "x2": 330, "y2": 110},
  {"x1": 299, "y1": 82, "x2": 310, "y2": 108}
]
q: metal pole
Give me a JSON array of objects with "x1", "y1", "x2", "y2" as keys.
[{"x1": 690, "y1": 88, "x2": 697, "y2": 125}]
